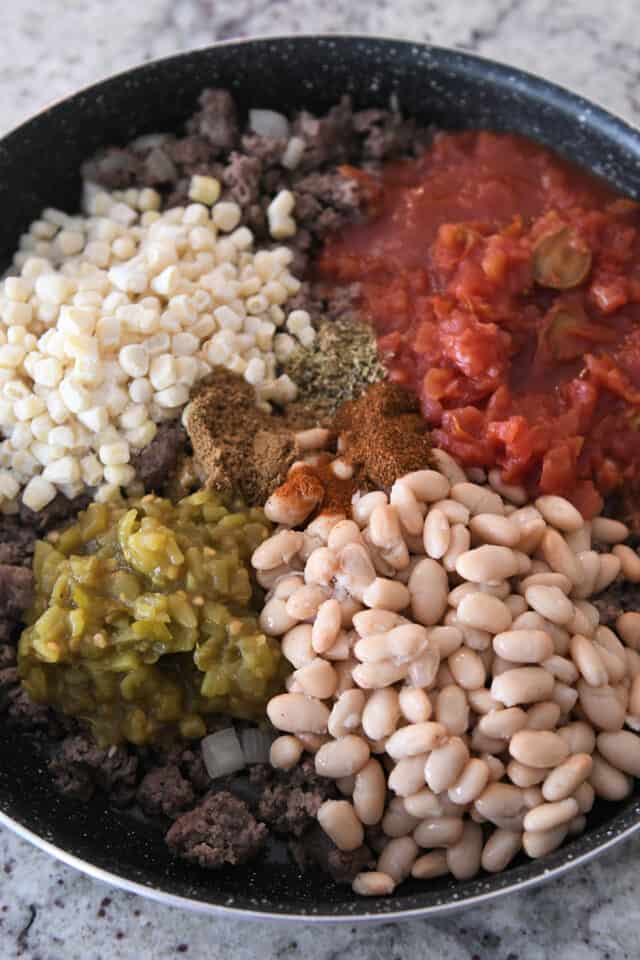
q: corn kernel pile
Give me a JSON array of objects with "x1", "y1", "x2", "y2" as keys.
[{"x1": 0, "y1": 177, "x2": 314, "y2": 512}]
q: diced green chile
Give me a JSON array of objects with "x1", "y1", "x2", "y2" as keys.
[{"x1": 19, "y1": 490, "x2": 285, "y2": 746}]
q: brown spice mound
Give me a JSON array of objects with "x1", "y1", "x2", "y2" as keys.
[
  {"x1": 186, "y1": 368, "x2": 315, "y2": 503},
  {"x1": 334, "y1": 381, "x2": 432, "y2": 489}
]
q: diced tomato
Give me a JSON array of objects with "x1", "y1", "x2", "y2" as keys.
[{"x1": 318, "y1": 130, "x2": 640, "y2": 515}]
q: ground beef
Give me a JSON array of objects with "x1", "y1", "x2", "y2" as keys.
[
  {"x1": 137, "y1": 764, "x2": 195, "y2": 819},
  {"x1": 593, "y1": 580, "x2": 640, "y2": 626},
  {"x1": 292, "y1": 96, "x2": 356, "y2": 170},
  {"x1": 19, "y1": 492, "x2": 90, "y2": 534},
  {"x1": 0, "y1": 564, "x2": 33, "y2": 618},
  {"x1": 289, "y1": 825, "x2": 374, "y2": 885},
  {"x1": 49, "y1": 733, "x2": 138, "y2": 806},
  {"x1": 354, "y1": 108, "x2": 420, "y2": 161},
  {"x1": 0, "y1": 518, "x2": 36, "y2": 567},
  {"x1": 254, "y1": 756, "x2": 337, "y2": 837},
  {"x1": 0, "y1": 564, "x2": 34, "y2": 642},
  {"x1": 169, "y1": 746, "x2": 211, "y2": 794},
  {"x1": 186, "y1": 89, "x2": 239, "y2": 152},
  {"x1": 240, "y1": 133, "x2": 287, "y2": 167},
  {"x1": 222, "y1": 152, "x2": 262, "y2": 207},
  {"x1": 131, "y1": 421, "x2": 186, "y2": 492},
  {"x1": 166, "y1": 791, "x2": 267, "y2": 868},
  {"x1": 2, "y1": 679, "x2": 52, "y2": 729},
  {"x1": 82, "y1": 146, "x2": 143, "y2": 190}
]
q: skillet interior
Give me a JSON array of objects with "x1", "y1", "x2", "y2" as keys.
[{"x1": 1, "y1": 35, "x2": 640, "y2": 919}]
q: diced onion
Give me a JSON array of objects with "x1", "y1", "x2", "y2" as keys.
[
  {"x1": 201, "y1": 728, "x2": 245, "y2": 779},
  {"x1": 241, "y1": 727, "x2": 273, "y2": 764},
  {"x1": 249, "y1": 109, "x2": 290, "y2": 140}
]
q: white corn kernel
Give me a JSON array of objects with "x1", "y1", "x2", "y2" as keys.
[
  {"x1": 189, "y1": 175, "x2": 221, "y2": 206},
  {"x1": 99, "y1": 440, "x2": 130, "y2": 466},
  {"x1": 213, "y1": 202, "x2": 241, "y2": 232},
  {"x1": 149, "y1": 354, "x2": 177, "y2": 390},
  {"x1": 22, "y1": 476, "x2": 56, "y2": 511},
  {"x1": 119, "y1": 344, "x2": 149, "y2": 378},
  {"x1": 43, "y1": 456, "x2": 81, "y2": 484}
]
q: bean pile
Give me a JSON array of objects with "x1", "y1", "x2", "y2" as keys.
[{"x1": 251, "y1": 446, "x2": 640, "y2": 896}]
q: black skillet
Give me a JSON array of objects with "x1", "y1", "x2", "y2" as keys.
[{"x1": 1, "y1": 36, "x2": 640, "y2": 921}]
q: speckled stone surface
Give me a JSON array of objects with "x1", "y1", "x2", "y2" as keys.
[{"x1": 2, "y1": 1, "x2": 640, "y2": 957}]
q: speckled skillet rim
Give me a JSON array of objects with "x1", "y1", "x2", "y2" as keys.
[
  {"x1": 1, "y1": 800, "x2": 640, "y2": 923},
  {"x1": 1, "y1": 33, "x2": 640, "y2": 922}
]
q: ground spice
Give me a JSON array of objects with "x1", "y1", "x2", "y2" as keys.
[
  {"x1": 186, "y1": 368, "x2": 315, "y2": 504},
  {"x1": 283, "y1": 316, "x2": 386, "y2": 419},
  {"x1": 265, "y1": 382, "x2": 432, "y2": 522},
  {"x1": 333, "y1": 381, "x2": 432, "y2": 490}
]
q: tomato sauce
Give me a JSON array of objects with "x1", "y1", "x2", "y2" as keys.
[{"x1": 318, "y1": 132, "x2": 640, "y2": 517}]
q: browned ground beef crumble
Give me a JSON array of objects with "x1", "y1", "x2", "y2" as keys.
[{"x1": 0, "y1": 89, "x2": 427, "y2": 881}]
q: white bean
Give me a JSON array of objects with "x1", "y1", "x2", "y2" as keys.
[
  {"x1": 399, "y1": 686, "x2": 432, "y2": 724},
  {"x1": 281, "y1": 623, "x2": 315, "y2": 668},
  {"x1": 267, "y1": 693, "x2": 330, "y2": 734},
  {"x1": 535, "y1": 495, "x2": 584, "y2": 532},
  {"x1": 436, "y1": 684, "x2": 470, "y2": 735},
  {"x1": 493, "y1": 629, "x2": 554, "y2": 664},
  {"x1": 390, "y1": 481, "x2": 424, "y2": 535},
  {"x1": 362, "y1": 577, "x2": 410, "y2": 612},
  {"x1": 589, "y1": 751, "x2": 634, "y2": 800},
  {"x1": 443, "y1": 524, "x2": 471, "y2": 572},
  {"x1": 352, "y1": 757, "x2": 386, "y2": 826},
  {"x1": 591, "y1": 516, "x2": 629, "y2": 544},
  {"x1": 294, "y1": 657, "x2": 337, "y2": 699},
  {"x1": 424, "y1": 507, "x2": 451, "y2": 559},
  {"x1": 317, "y1": 800, "x2": 364, "y2": 851},
  {"x1": 362, "y1": 688, "x2": 400, "y2": 741},
  {"x1": 328, "y1": 689, "x2": 366, "y2": 738},
  {"x1": 541, "y1": 529, "x2": 583, "y2": 585},
  {"x1": 286, "y1": 583, "x2": 331, "y2": 620},
  {"x1": 252, "y1": 530, "x2": 304, "y2": 570},
  {"x1": 424, "y1": 736, "x2": 469, "y2": 793},
  {"x1": 509, "y1": 729, "x2": 569, "y2": 768},
  {"x1": 386, "y1": 721, "x2": 448, "y2": 760},
  {"x1": 470, "y1": 513, "x2": 520, "y2": 547},
  {"x1": 260, "y1": 596, "x2": 299, "y2": 635},
  {"x1": 456, "y1": 545, "x2": 519, "y2": 583},
  {"x1": 522, "y1": 824, "x2": 568, "y2": 858},
  {"x1": 312, "y1": 598, "x2": 342, "y2": 653},
  {"x1": 270, "y1": 735, "x2": 303, "y2": 770},
  {"x1": 408, "y1": 558, "x2": 449, "y2": 625},
  {"x1": 448, "y1": 757, "x2": 491, "y2": 805},
  {"x1": 478, "y1": 707, "x2": 528, "y2": 740},
  {"x1": 525, "y1": 585, "x2": 574, "y2": 626},
  {"x1": 481, "y1": 829, "x2": 522, "y2": 872},
  {"x1": 506, "y1": 760, "x2": 548, "y2": 787},
  {"x1": 315, "y1": 735, "x2": 370, "y2": 779},
  {"x1": 411, "y1": 850, "x2": 450, "y2": 879},
  {"x1": 457, "y1": 592, "x2": 513, "y2": 633},
  {"x1": 413, "y1": 817, "x2": 464, "y2": 848},
  {"x1": 451, "y1": 482, "x2": 504, "y2": 516},
  {"x1": 542, "y1": 753, "x2": 593, "y2": 801},
  {"x1": 448, "y1": 646, "x2": 486, "y2": 690},
  {"x1": 491, "y1": 667, "x2": 555, "y2": 706},
  {"x1": 382, "y1": 796, "x2": 421, "y2": 837},
  {"x1": 352, "y1": 871, "x2": 395, "y2": 896},
  {"x1": 352, "y1": 659, "x2": 408, "y2": 689},
  {"x1": 377, "y1": 836, "x2": 419, "y2": 883},
  {"x1": 557, "y1": 721, "x2": 596, "y2": 754},
  {"x1": 612, "y1": 544, "x2": 640, "y2": 583},
  {"x1": 388, "y1": 753, "x2": 428, "y2": 797},
  {"x1": 402, "y1": 469, "x2": 450, "y2": 502},
  {"x1": 578, "y1": 680, "x2": 626, "y2": 731},
  {"x1": 596, "y1": 730, "x2": 640, "y2": 776}
]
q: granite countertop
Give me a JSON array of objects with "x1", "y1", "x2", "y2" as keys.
[{"x1": 2, "y1": 1, "x2": 640, "y2": 957}]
